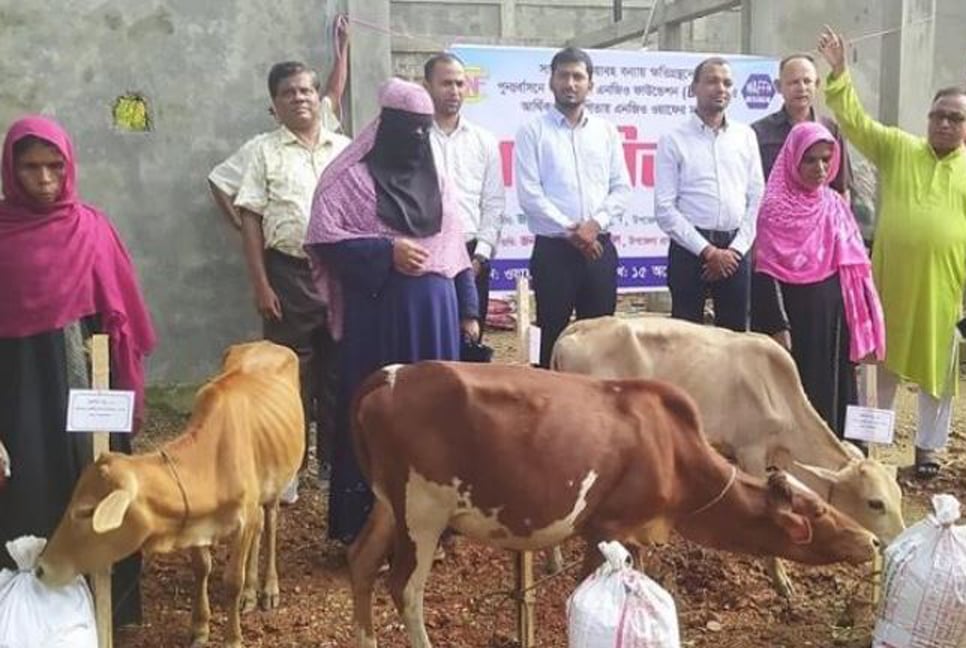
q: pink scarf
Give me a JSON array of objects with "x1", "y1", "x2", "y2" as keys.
[
  {"x1": 755, "y1": 121, "x2": 884, "y2": 362},
  {"x1": 0, "y1": 116, "x2": 156, "y2": 421},
  {"x1": 304, "y1": 79, "x2": 470, "y2": 340}
]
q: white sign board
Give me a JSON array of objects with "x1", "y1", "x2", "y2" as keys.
[
  {"x1": 844, "y1": 405, "x2": 895, "y2": 445},
  {"x1": 451, "y1": 44, "x2": 781, "y2": 294},
  {"x1": 528, "y1": 325, "x2": 542, "y2": 366},
  {"x1": 67, "y1": 389, "x2": 135, "y2": 433}
]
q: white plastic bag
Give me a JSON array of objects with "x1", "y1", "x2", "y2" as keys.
[
  {"x1": 0, "y1": 536, "x2": 97, "y2": 648},
  {"x1": 567, "y1": 540, "x2": 680, "y2": 648},
  {"x1": 873, "y1": 494, "x2": 966, "y2": 648}
]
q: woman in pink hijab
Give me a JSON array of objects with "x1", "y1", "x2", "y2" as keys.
[
  {"x1": 0, "y1": 116, "x2": 155, "y2": 623},
  {"x1": 305, "y1": 79, "x2": 477, "y2": 545},
  {"x1": 753, "y1": 121, "x2": 884, "y2": 438}
]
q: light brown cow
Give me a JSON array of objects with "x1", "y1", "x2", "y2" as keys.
[
  {"x1": 551, "y1": 315, "x2": 904, "y2": 595},
  {"x1": 37, "y1": 341, "x2": 304, "y2": 648},
  {"x1": 347, "y1": 362, "x2": 879, "y2": 648}
]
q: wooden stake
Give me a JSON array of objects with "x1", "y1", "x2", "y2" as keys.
[
  {"x1": 516, "y1": 277, "x2": 531, "y2": 365},
  {"x1": 513, "y1": 277, "x2": 536, "y2": 647},
  {"x1": 862, "y1": 363, "x2": 884, "y2": 609},
  {"x1": 90, "y1": 334, "x2": 113, "y2": 648},
  {"x1": 515, "y1": 550, "x2": 537, "y2": 648}
]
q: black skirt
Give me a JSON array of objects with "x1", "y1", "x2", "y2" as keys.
[{"x1": 0, "y1": 318, "x2": 142, "y2": 626}]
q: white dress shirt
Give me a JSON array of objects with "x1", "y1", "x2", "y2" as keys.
[
  {"x1": 654, "y1": 113, "x2": 764, "y2": 257},
  {"x1": 515, "y1": 107, "x2": 631, "y2": 237},
  {"x1": 429, "y1": 117, "x2": 505, "y2": 259}
]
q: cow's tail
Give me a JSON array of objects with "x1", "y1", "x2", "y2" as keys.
[{"x1": 349, "y1": 366, "x2": 396, "y2": 482}]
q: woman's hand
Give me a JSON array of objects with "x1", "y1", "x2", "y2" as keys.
[
  {"x1": 392, "y1": 238, "x2": 429, "y2": 276},
  {"x1": 460, "y1": 318, "x2": 480, "y2": 342}
]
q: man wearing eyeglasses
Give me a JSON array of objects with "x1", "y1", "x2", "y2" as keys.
[{"x1": 819, "y1": 26, "x2": 966, "y2": 480}]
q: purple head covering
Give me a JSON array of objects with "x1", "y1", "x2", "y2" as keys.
[{"x1": 304, "y1": 79, "x2": 470, "y2": 340}]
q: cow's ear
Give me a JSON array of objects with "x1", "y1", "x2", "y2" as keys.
[
  {"x1": 93, "y1": 489, "x2": 132, "y2": 533},
  {"x1": 772, "y1": 509, "x2": 814, "y2": 545}
]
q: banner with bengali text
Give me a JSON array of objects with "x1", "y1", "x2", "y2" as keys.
[{"x1": 451, "y1": 45, "x2": 780, "y2": 293}]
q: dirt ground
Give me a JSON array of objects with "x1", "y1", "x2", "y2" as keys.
[{"x1": 117, "y1": 310, "x2": 966, "y2": 647}]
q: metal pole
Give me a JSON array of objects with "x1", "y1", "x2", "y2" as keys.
[{"x1": 613, "y1": 0, "x2": 623, "y2": 22}]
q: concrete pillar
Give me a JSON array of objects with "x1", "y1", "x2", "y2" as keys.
[
  {"x1": 896, "y1": 0, "x2": 936, "y2": 134},
  {"x1": 500, "y1": 0, "x2": 517, "y2": 39},
  {"x1": 931, "y1": 0, "x2": 966, "y2": 92},
  {"x1": 658, "y1": 21, "x2": 683, "y2": 50},
  {"x1": 346, "y1": 0, "x2": 392, "y2": 135},
  {"x1": 877, "y1": 0, "x2": 903, "y2": 126}
]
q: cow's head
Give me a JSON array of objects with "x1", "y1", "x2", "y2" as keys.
[
  {"x1": 763, "y1": 472, "x2": 879, "y2": 565},
  {"x1": 793, "y1": 458, "x2": 905, "y2": 545},
  {"x1": 36, "y1": 455, "x2": 147, "y2": 587}
]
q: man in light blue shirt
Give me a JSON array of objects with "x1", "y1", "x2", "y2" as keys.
[
  {"x1": 654, "y1": 56, "x2": 764, "y2": 331},
  {"x1": 515, "y1": 47, "x2": 631, "y2": 367}
]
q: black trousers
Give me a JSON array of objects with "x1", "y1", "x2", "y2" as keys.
[
  {"x1": 529, "y1": 234, "x2": 618, "y2": 368},
  {"x1": 667, "y1": 229, "x2": 750, "y2": 332},
  {"x1": 466, "y1": 240, "x2": 491, "y2": 341},
  {"x1": 262, "y1": 249, "x2": 338, "y2": 469}
]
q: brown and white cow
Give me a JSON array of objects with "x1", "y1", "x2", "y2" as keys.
[
  {"x1": 347, "y1": 361, "x2": 879, "y2": 648},
  {"x1": 37, "y1": 341, "x2": 304, "y2": 648},
  {"x1": 550, "y1": 315, "x2": 904, "y2": 595}
]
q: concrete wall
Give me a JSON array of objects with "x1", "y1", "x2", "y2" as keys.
[
  {"x1": 390, "y1": 0, "x2": 654, "y2": 79},
  {"x1": 897, "y1": 0, "x2": 966, "y2": 134},
  {"x1": 4, "y1": 0, "x2": 960, "y2": 382},
  {"x1": 0, "y1": 0, "x2": 360, "y2": 383},
  {"x1": 739, "y1": 0, "x2": 965, "y2": 130}
]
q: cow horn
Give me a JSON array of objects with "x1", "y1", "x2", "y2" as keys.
[
  {"x1": 792, "y1": 462, "x2": 841, "y2": 482},
  {"x1": 92, "y1": 489, "x2": 133, "y2": 533}
]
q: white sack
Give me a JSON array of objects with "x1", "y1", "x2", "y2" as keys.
[
  {"x1": 568, "y1": 540, "x2": 680, "y2": 647},
  {"x1": 873, "y1": 494, "x2": 966, "y2": 648},
  {"x1": 0, "y1": 536, "x2": 97, "y2": 648}
]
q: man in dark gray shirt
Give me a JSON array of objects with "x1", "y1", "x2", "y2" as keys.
[{"x1": 752, "y1": 53, "x2": 852, "y2": 193}]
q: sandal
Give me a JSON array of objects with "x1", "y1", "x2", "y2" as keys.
[{"x1": 914, "y1": 447, "x2": 942, "y2": 480}]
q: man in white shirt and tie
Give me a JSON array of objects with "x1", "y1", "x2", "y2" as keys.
[
  {"x1": 515, "y1": 47, "x2": 632, "y2": 367},
  {"x1": 424, "y1": 52, "x2": 505, "y2": 338},
  {"x1": 654, "y1": 56, "x2": 764, "y2": 331}
]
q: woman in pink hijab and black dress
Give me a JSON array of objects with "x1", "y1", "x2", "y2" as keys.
[
  {"x1": 752, "y1": 121, "x2": 885, "y2": 437},
  {"x1": 305, "y1": 79, "x2": 478, "y2": 545},
  {"x1": 0, "y1": 116, "x2": 156, "y2": 624}
]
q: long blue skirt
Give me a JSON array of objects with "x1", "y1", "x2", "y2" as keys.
[{"x1": 328, "y1": 272, "x2": 460, "y2": 543}]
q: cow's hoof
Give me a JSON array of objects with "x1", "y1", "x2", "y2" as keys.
[
  {"x1": 240, "y1": 589, "x2": 258, "y2": 614},
  {"x1": 773, "y1": 576, "x2": 795, "y2": 599},
  {"x1": 189, "y1": 633, "x2": 209, "y2": 648},
  {"x1": 260, "y1": 589, "x2": 280, "y2": 611},
  {"x1": 544, "y1": 547, "x2": 565, "y2": 575}
]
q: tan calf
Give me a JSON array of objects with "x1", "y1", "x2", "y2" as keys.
[{"x1": 37, "y1": 341, "x2": 304, "y2": 648}]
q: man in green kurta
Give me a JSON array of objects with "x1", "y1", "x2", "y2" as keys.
[{"x1": 819, "y1": 27, "x2": 966, "y2": 477}]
